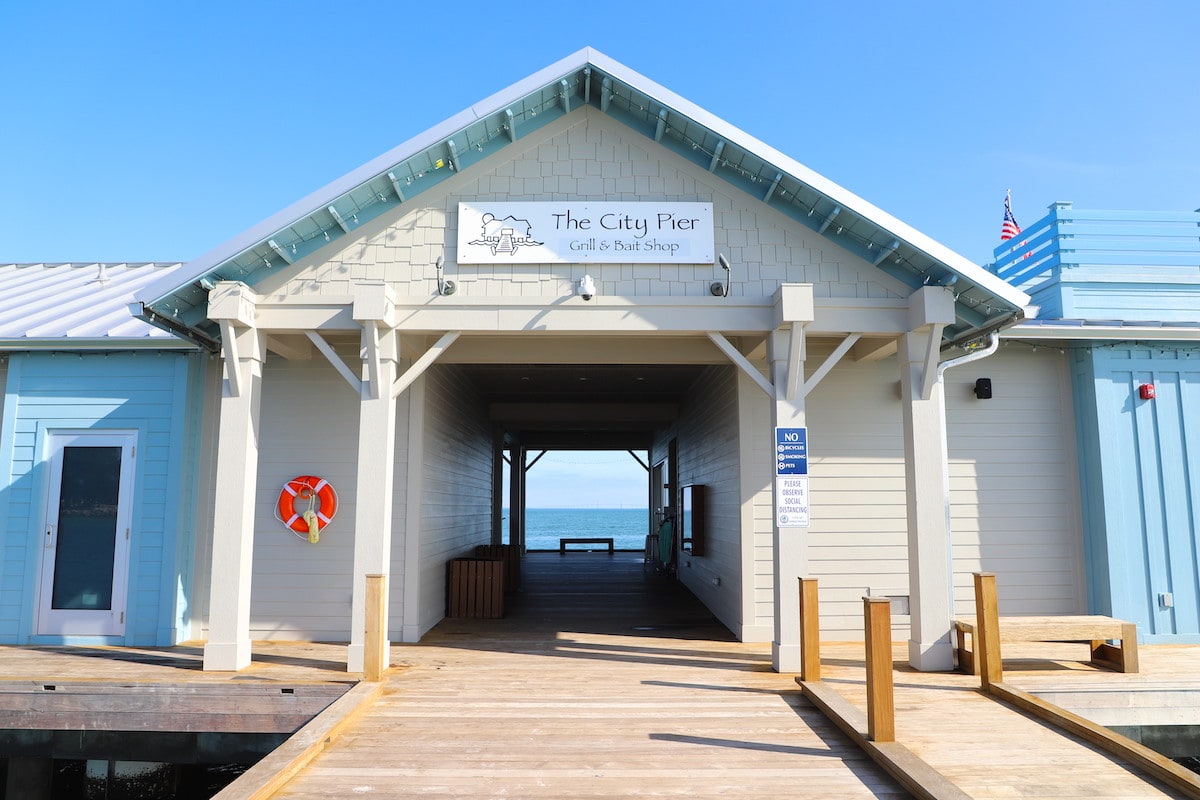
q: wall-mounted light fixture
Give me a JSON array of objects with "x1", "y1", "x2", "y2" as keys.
[
  {"x1": 577, "y1": 274, "x2": 596, "y2": 301},
  {"x1": 435, "y1": 256, "x2": 456, "y2": 296},
  {"x1": 973, "y1": 378, "x2": 993, "y2": 399},
  {"x1": 710, "y1": 254, "x2": 731, "y2": 297}
]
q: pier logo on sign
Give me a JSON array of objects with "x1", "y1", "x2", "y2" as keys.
[{"x1": 467, "y1": 212, "x2": 544, "y2": 257}]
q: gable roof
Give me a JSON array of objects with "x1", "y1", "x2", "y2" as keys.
[
  {"x1": 135, "y1": 47, "x2": 1031, "y2": 347},
  {"x1": 0, "y1": 262, "x2": 193, "y2": 348}
]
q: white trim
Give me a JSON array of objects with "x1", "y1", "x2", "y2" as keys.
[
  {"x1": 36, "y1": 430, "x2": 137, "y2": 637},
  {"x1": 136, "y1": 48, "x2": 1029, "y2": 316},
  {"x1": 1005, "y1": 323, "x2": 1200, "y2": 341}
]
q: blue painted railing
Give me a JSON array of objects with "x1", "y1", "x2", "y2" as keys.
[{"x1": 987, "y1": 202, "x2": 1200, "y2": 321}]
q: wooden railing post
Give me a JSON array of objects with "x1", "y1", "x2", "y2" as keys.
[
  {"x1": 364, "y1": 574, "x2": 387, "y2": 682},
  {"x1": 864, "y1": 596, "x2": 895, "y2": 742},
  {"x1": 974, "y1": 572, "x2": 1002, "y2": 690},
  {"x1": 799, "y1": 578, "x2": 821, "y2": 681}
]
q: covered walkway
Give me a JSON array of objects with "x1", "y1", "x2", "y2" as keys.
[{"x1": 269, "y1": 551, "x2": 907, "y2": 798}]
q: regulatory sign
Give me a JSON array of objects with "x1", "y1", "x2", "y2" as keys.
[
  {"x1": 775, "y1": 427, "x2": 807, "y2": 476},
  {"x1": 776, "y1": 476, "x2": 810, "y2": 528}
]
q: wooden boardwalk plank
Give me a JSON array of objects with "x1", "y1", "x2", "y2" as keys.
[{"x1": 269, "y1": 553, "x2": 906, "y2": 799}]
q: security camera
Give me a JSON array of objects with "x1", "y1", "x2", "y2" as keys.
[{"x1": 578, "y1": 274, "x2": 596, "y2": 301}]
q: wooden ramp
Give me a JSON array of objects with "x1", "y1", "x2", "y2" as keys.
[
  {"x1": 266, "y1": 552, "x2": 906, "y2": 798},
  {"x1": 260, "y1": 554, "x2": 1197, "y2": 799},
  {"x1": 812, "y1": 642, "x2": 1192, "y2": 799}
]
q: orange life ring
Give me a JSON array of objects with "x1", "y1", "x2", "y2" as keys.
[{"x1": 278, "y1": 475, "x2": 337, "y2": 536}]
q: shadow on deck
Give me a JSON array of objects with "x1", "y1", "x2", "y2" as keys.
[{"x1": 430, "y1": 550, "x2": 737, "y2": 642}]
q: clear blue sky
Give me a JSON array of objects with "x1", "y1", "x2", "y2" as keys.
[{"x1": 4, "y1": 2, "x2": 1196, "y2": 506}]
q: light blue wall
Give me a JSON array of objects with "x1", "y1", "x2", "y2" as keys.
[
  {"x1": 1074, "y1": 344, "x2": 1200, "y2": 643},
  {"x1": 990, "y1": 203, "x2": 1200, "y2": 323},
  {"x1": 0, "y1": 350, "x2": 206, "y2": 646}
]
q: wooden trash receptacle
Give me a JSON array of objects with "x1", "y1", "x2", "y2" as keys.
[
  {"x1": 474, "y1": 544, "x2": 521, "y2": 592},
  {"x1": 448, "y1": 558, "x2": 505, "y2": 618}
]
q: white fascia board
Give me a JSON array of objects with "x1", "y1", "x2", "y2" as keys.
[
  {"x1": 0, "y1": 337, "x2": 200, "y2": 351},
  {"x1": 1005, "y1": 323, "x2": 1200, "y2": 341},
  {"x1": 137, "y1": 45, "x2": 1030, "y2": 318},
  {"x1": 586, "y1": 51, "x2": 1032, "y2": 314}
]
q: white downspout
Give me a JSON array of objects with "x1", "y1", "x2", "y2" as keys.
[{"x1": 934, "y1": 332, "x2": 1000, "y2": 627}]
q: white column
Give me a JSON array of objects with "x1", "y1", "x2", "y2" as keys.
[
  {"x1": 203, "y1": 320, "x2": 264, "y2": 671},
  {"x1": 768, "y1": 328, "x2": 806, "y2": 673},
  {"x1": 898, "y1": 327, "x2": 954, "y2": 669},
  {"x1": 400, "y1": 375, "x2": 426, "y2": 643},
  {"x1": 898, "y1": 287, "x2": 957, "y2": 671},
  {"x1": 347, "y1": 321, "x2": 399, "y2": 672}
]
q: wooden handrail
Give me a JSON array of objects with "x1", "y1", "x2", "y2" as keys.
[
  {"x1": 973, "y1": 572, "x2": 1002, "y2": 690},
  {"x1": 799, "y1": 578, "x2": 821, "y2": 681},
  {"x1": 364, "y1": 574, "x2": 387, "y2": 682},
  {"x1": 864, "y1": 597, "x2": 895, "y2": 742}
]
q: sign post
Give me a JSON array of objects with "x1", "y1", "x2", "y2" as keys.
[{"x1": 775, "y1": 427, "x2": 809, "y2": 528}]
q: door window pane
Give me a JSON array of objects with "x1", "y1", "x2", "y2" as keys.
[{"x1": 51, "y1": 446, "x2": 122, "y2": 610}]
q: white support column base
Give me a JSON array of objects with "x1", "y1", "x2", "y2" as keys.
[
  {"x1": 401, "y1": 625, "x2": 421, "y2": 643},
  {"x1": 908, "y1": 635, "x2": 954, "y2": 672},
  {"x1": 346, "y1": 641, "x2": 391, "y2": 673},
  {"x1": 773, "y1": 641, "x2": 802, "y2": 673},
  {"x1": 203, "y1": 638, "x2": 252, "y2": 671}
]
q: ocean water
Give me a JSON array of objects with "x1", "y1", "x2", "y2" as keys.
[{"x1": 511, "y1": 508, "x2": 649, "y2": 551}]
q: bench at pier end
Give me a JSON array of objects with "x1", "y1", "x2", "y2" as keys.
[
  {"x1": 559, "y1": 537, "x2": 614, "y2": 553},
  {"x1": 954, "y1": 615, "x2": 1138, "y2": 674}
]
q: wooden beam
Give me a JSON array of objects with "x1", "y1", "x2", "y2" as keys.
[
  {"x1": 800, "y1": 333, "x2": 861, "y2": 399},
  {"x1": 264, "y1": 334, "x2": 312, "y2": 361},
  {"x1": 559, "y1": 79, "x2": 571, "y2": 113},
  {"x1": 785, "y1": 323, "x2": 805, "y2": 401},
  {"x1": 305, "y1": 331, "x2": 362, "y2": 394},
  {"x1": 361, "y1": 323, "x2": 381, "y2": 400},
  {"x1": 363, "y1": 574, "x2": 387, "y2": 682},
  {"x1": 328, "y1": 206, "x2": 352, "y2": 234},
  {"x1": 919, "y1": 323, "x2": 945, "y2": 401},
  {"x1": 708, "y1": 141, "x2": 725, "y2": 173},
  {"x1": 987, "y1": 682, "x2": 1200, "y2": 799},
  {"x1": 864, "y1": 597, "x2": 896, "y2": 743},
  {"x1": 706, "y1": 331, "x2": 774, "y2": 398},
  {"x1": 799, "y1": 578, "x2": 821, "y2": 682},
  {"x1": 764, "y1": 172, "x2": 782, "y2": 203},
  {"x1": 818, "y1": 205, "x2": 842, "y2": 234},
  {"x1": 214, "y1": 681, "x2": 384, "y2": 800},
  {"x1": 798, "y1": 680, "x2": 971, "y2": 800},
  {"x1": 219, "y1": 320, "x2": 243, "y2": 398},
  {"x1": 505, "y1": 108, "x2": 517, "y2": 142},
  {"x1": 973, "y1": 572, "x2": 1003, "y2": 690},
  {"x1": 654, "y1": 108, "x2": 668, "y2": 142},
  {"x1": 851, "y1": 337, "x2": 897, "y2": 363},
  {"x1": 391, "y1": 330, "x2": 461, "y2": 399}
]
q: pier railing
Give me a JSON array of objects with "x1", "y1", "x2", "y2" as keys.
[{"x1": 795, "y1": 578, "x2": 969, "y2": 800}]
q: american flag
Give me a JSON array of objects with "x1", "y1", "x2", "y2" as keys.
[{"x1": 1000, "y1": 194, "x2": 1021, "y2": 241}]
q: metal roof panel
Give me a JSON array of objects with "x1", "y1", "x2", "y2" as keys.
[{"x1": 0, "y1": 263, "x2": 188, "y2": 345}]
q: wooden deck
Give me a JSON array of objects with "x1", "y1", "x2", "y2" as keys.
[
  {"x1": 6, "y1": 553, "x2": 1200, "y2": 798},
  {"x1": 272, "y1": 554, "x2": 1198, "y2": 799}
]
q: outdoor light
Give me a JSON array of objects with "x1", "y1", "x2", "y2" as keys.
[
  {"x1": 974, "y1": 378, "x2": 992, "y2": 400},
  {"x1": 435, "y1": 256, "x2": 456, "y2": 296},
  {"x1": 710, "y1": 254, "x2": 731, "y2": 297}
]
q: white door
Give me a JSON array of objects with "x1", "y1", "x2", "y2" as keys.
[{"x1": 37, "y1": 431, "x2": 136, "y2": 636}]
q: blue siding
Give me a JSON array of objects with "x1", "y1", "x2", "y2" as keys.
[
  {"x1": 0, "y1": 351, "x2": 205, "y2": 646},
  {"x1": 1076, "y1": 346, "x2": 1200, "y2": 643},
  {"x1": 990, "y1": 203, "x2": 1200, "y2": 323}
]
